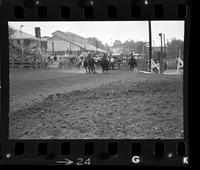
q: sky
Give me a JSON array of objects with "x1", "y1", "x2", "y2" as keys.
[{"x1": 9, "y1": 21, "x2": 184, "y2": 46}]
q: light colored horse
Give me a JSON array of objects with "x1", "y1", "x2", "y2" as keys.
[{"x1": 58, "y1": 57, "x2": 81, "y2": 70}]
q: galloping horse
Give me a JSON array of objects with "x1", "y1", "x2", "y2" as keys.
[
  {"x1": 128, "y1": 56, "x2": 137, "y2": 71},
  {"x1": 83, "y1": 56, "x2": 96, "y2": 74},
  {"x1": 58, "y1": 57, "x2": 76, "y2": 70},
  {"x1": 83, "y1": 58, "x2": 89, "y2": 73},
  {"x1": 75, "y1": 59, "x2": 82, "y2": 69},
  {"x1": 99, "y1": 55, "x2": 109, "y2": 74}
]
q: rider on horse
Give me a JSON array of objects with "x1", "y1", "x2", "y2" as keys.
[
  {"x1": 88, "y1": 53, "x2": 96, "y2": 74},
  {"x1": 128, "y1": 49, "x2": 137, "y2": 71},
  {"x1": 83, "y1": 53, "x2": 96, "y2": 74},
  {"x1": 100, "y1": 54, "x2": 109, "y2": 74}
]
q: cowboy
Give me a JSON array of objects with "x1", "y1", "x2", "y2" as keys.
[
  {"x1": 100, "y1": 54, "x2": 109, "y2": 74},
  {"x1": 129, "y1": 49, "x2": 137, "y2": 71},
  {"x1": 87, "y1": 53, "x2": 96, "y2": 74}
]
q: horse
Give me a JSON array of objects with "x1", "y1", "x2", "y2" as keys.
[
  {"x1": 89, "y1": 57, "x2": 97, "y2": 73},
  {"x1": 58, "y1": 57, "x2": 75, "y2": 70},
  {"x1": 109, "y1": 57, "x2": 115, "y2": 70},
  {"x1": 75, "y1": 60, "x2": 82, "y2": 69},
  {"x1": 83, "y1": 58, "x2": 89, "y2": 73},
  {"x1": 58, "y1": 58, "x2": 64, "y2": 70},
  {"x1": 83, "y1": 58, "x2": 94, "y2": 74},
  {"x1": 99, "y1": 57, "x2": 109, "y2": 74},
  {"x1": 83, "y1": 57, "x2": 96, "y2": 74},
  {"x1": 128, "y1": 57, "x2": 137, "y2": 71}
]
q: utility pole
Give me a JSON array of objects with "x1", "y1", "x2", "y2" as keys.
[
  {"x1": 148, "y1": 20, "x2": 152, "y2": 72},
  {"x1": 163, "y1": 34, "x2": 166, "y2": 54},
  {"x1": 159, "y1": 33, "x2": 163, "y2": 73},
  {"x1": 96, "y1": 39, "x2": 97, "y2": 53},
  {"x1": 52, "y1": 41, "x2": 54, "y2": 55},
  {"x1": 20, "y1": 25, "x2": 23, "y2": 58},
  {"x1": 175, "y1": 45, "x2": 178, "y2": 59}
]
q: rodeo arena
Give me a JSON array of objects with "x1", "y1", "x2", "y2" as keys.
[{"x1": 9, "y1": 26, "x2": 184, "y2": 139}]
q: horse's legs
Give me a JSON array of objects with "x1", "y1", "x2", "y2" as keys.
[
  {"x1": 93, "y1": 66, "x2": 96, "y2": 74},
  {"x1": 90, "y1": 66, "x2": 93, "y2": 74},
  {"x1": 132, "y1": 64, "x2": 135, "y2": 71},
  {"x1": 133, "y1": 64, "x2": 136, "y2": 71},
  {"x1": 103, "y1": 68, "x2": 106, "y2": 74},
  {"x1": 91, "y1": 66, "x2": 94, "y2": 74},
  {"x1": 92, "y1": 66, "x2": 95, "y2": 73},
  {"x1": 85, "y1": 67, "x2": 88, "y2": 73}
]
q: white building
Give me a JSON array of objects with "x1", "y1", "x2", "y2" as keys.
[{"x1": 47, "y1": 30, "x2": 106, "y2": 56}]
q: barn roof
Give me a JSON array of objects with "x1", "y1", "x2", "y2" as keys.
[
  {"x1": 51, "y1": 30, "x2": 106, "y2": 52},
  {"x1": 10, "y1": 30, "x2": 47, "y2": 41},
  {"x1": 49, "y1": 34, "x2": 84, "y2": 49}
]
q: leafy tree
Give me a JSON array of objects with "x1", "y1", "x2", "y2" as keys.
[
  {"x1": 8, "y1": 25, "x2": 16, "y2": 38},
  {"x1": 8, "y1": 25, "x2": 16, "y2": 48},
  {"x1": 111, "y1": 39, "x2": 149, "y2": 55},
  {"x1": 135, "y1": 41, "x2": 148, "y2": 54},
  {"x1": 166, "y1": 38, "x2": 184, "y2": 59},
  {"x1": 87, "y1": 37, "x2": 107, "y2": 51},
  {"x1": 112, "y1": 40, "x2": 122, "y2": 47}
]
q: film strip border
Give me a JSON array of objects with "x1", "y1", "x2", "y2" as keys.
[
  {"x1": 3, "y1": 0, "x2": 190, "y2": 20},
  {"x1": 0, "y1": 140, "x2": 188, "y2": 165},
  {"x1": 0, "y1": 0, "x2": 191, "y2": 166}
]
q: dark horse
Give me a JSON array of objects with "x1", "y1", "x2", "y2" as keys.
[
  {"x1": 83, "y1": 56, "x2": 96, "y2": 74},
  {"x1": 128, "y1": 56, "x2": 137, "y2": 71},
  {"x1": 99, "y1": 56, "x2": 109, "y2": 74}
]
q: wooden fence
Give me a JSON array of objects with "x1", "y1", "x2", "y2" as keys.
[
  {"x1": 165, "y1": 59, "x2": 177, "y2": 69},
  {"x1": 9, "y1": 59, "x2": 48, "y2": 69}
]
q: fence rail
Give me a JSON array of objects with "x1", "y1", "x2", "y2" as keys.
[
  {"x1": 9, "y1": 58, "x2": 179, "y2": 70},
  {"x1": 9, "y1": 59, "x2": 48, "y2": 69}
]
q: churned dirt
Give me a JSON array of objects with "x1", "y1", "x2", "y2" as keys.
[{"x1": 9, "y1": 69, "x2": 183, "y2": 139}]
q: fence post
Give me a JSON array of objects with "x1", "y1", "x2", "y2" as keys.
[{"x1": 148, "y1": 20, "x2": 152, "y2": 72}]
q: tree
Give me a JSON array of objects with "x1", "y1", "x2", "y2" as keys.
[
  {"x1": 8, "y1": 25, "x2": 16, "y2": 38},
  {"x1": 105, "y1": 43, "x2": 110, "y2": 52},
  {"x1": 111, "y1": 39, "x2": 148, "y2": 55},
  {"x1": 120, "y1": 40, "x2": 136, "y2": 52},
  {"x1": 8, "y1": 25, "x2": 17, "y2": 49},
  {"x1": 135, "y1": 41, "x2": 148, "y2": 54},
  {"x1": 166, "y1": 38, "x2": 184, "y2": 59},
  {"x1": 112, "y1": 40, "x2": 122, "y2": 47},
  {"x1": 87, "y1": 37, "x2": 107, "y2": 51}
]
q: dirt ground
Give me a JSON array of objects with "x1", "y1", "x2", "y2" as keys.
[{"x1": 9, "y1": 68, "x2": 183, "y2": 139}]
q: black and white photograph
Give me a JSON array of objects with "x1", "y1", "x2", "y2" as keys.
[{"x1": 8, "y1": 21, "x2": 184, "y2": 139}]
